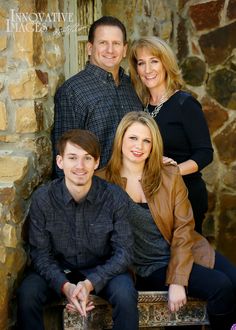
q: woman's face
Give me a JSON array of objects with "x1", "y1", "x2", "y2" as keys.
[
  {"x1": 136, "y1": 47, "x2": 167, "y2": 91},
  {"x1": 122, "y1": 122, "x2": 152, "y2": 165}
]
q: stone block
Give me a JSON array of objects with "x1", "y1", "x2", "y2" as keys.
[
  {"x1": 0, "y1": 101, "x2": 7, "y2": 130},
  {"x1": 8, "y1": 69, "x2": 48, "y2": 100},
  {"x1": 4, "y1": 247, "x2": 27, "y2": 273},
  {"x1": 0, "y1": 269, "x2": 8, "y2": 330},
  {"x1": 201, "y1": 96, "x2": 228, "y2": 134},
  {"x1": 16, "y1": 105, "x2": 38, "y2": 133},
  {"x1": 0, "y1": 155, "x2": 29, "y2": 183},
  {"x1": 181, "y1": 56, "x2": 206, "y2": 86},
  {"x1": 206, "y1": 68, "x2": 236, "y2": 109},
  {"x1": 199, "y1": 22, "x2": 236, "y2": 66},
  {"x1": 0, "y1": 36, "x2": 7, "y2": 51},
  {"x1": 13, "y1": 28, "x2": 34, "y2": 66},
  {"x1": 2, "y1": 224, "x2": 18, "y2": 248},
  {"x1": 189, "y1": 0, "x2": 224, "y2": 30},
  {"x1": 0, "y1": 8, "x2": 7, "y2": 30},
  {"x1": 0, "y1": 246, "x2": 6, "y2": 263},
  {"x1": 0, "y1": 184, "x2": 15, "y2": 205},
  {"x1": 214, "y1": 119, "x2": 236, "y2": 164},
  {"x1": 0, "y1": 57, "x2": 6, "y2": 72},
  {"x1": 45, "y1": 38, "x2": 65, "y2": 68},
  {"x1": 227, "y1": 0, "x2": 236, "y2": 20}
]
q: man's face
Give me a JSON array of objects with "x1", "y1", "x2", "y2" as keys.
[
  {"x1": 87, "y1": 25, "x2": 127, "y2": 75},
  {"x1": 56, "y1": 142, "x2": 99, "y2": 189}
]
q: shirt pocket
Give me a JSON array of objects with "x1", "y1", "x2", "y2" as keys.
[{"x1": 88, "y1": 222, "x2": 113, "y2": 255}]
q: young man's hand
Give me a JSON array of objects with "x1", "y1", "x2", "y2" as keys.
[{"x1": 62, "y1": 280, "x2": 95, "y2": 316}]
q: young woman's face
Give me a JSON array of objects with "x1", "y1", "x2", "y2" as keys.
[
  {"x1": 136, "y1": 47, "x2": 167, "y2": 91},
  {"x1": 122, "y1": 122, "x2": 152, "y2": 165}
]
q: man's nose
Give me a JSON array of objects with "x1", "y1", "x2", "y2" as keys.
[
  {"x1": 106, "y1": 42, "x2": 114, "y2": 53},
  {"x1": 75, "y1": 158, "x2": 84, "y2": 168}
]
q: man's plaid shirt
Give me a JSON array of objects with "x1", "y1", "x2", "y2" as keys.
[
  {"x1": 52, "y1": 63, "x2": 143, "y2": 177},
  {"x1": 29, "y1": 176, "x2": 134, "y2": 295}
]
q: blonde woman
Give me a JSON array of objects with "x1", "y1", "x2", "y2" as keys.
[
  {"x1": 96, "y1": 111, "x2": 236, "y2": 330},
  {"x1": 129, "y1": 37, "x2": 213, "y2": 234}
]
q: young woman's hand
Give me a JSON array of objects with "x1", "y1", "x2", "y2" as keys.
[{"x1": 168, "y1": 284, "x2": 187, "y2": 312}]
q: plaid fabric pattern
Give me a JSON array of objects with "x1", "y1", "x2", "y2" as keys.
[
  {"x1": 52, "y1": 63, "x2": 143, "y2": 177},
  {"x1": 29, "y1": 176, "x2": 133, "y2": 295}
]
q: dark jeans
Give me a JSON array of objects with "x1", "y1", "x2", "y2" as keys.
[
  {"x1": 17, "y1": 271, "x2": 138, "y2": 330},
  {"x1": 136, "y1": 252, "x2": 236, "y2": 328}
]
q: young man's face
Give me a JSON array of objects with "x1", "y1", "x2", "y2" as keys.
[
  {"x1": 56, "y1": 142, "x2": 99, "y2": 189},
  {"x1": 87, "y1": 25, "x2": 127, "y2": 75}
]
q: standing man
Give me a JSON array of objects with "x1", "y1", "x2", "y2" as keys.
[
  {"x1": 17, "y1": 129, "x2": 138, "y2": 330},
  {"x1": 52, "y1": 16, "x2": 142, "y2": 177}
]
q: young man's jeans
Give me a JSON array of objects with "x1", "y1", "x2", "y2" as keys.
[{"x1": 17, "y1": 271, "x2": 138, "y2": 330}]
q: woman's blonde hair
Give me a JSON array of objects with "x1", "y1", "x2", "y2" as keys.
[
  {"x1": 106, "y1": 111, "x2": 164, "y2": 199},
  {"x1": 128, "y1": 36, "x2": 183, "y2": 105}
]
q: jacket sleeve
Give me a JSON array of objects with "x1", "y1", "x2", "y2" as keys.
[
  {"x1": 86, "y1": 193, "x2": 134, "y2": 293},
  {"x1": 166, "y1": 172, "x2": 195, "y2": 286},
  {"x1": 181, "y1": 95, "x2": 213, "y2": 170},
  {"x1": 29, "y1": 192, "x2": 68, "y2": 296}
]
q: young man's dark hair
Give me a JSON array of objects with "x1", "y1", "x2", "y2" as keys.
[
  {"x1": 57, "y1": 129, "x2": 101, "y2": 160},
  {"x1": 88, "y1": 15, "x2": 127, "y2": 44}
]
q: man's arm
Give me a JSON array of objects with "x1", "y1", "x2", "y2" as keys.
[{"x1": 29, "y1": 191, "x2": 68, "y2": 296}]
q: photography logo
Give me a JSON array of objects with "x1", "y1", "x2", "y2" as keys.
[{"x1": 6, "y1": 9, "x2": 87, "y2": 35}]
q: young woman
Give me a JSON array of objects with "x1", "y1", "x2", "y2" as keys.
[
  {"x1": 128, "y1": 36, "x2": 213, "y2": 234},
  {"x1": 96, "y1": 111, "x2": 236, "y2": 330}
]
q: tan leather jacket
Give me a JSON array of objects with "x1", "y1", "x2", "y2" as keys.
[{"x1": 96, "y1": 165, "x2": 215, "y2": 287}]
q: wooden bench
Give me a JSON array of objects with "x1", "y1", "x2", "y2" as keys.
[{"x1": 44, "y1": 291, "x2": 210, "y2": 329}]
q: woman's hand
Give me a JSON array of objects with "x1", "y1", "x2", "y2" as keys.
[
  {"x1": 163, "y1": 156, "x2": 177, "y2": 166},
  {"x1": 168, "y1": 284, "x2": 187, "y2": 313}
]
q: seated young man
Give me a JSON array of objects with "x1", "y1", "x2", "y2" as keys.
[{"x1": 17, "y1": 129, "x2": 138, "y2": 330}]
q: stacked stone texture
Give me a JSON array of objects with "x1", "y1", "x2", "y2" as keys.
[{"x1": 0, "y1": 0, "x2": 65, "y2": 328}]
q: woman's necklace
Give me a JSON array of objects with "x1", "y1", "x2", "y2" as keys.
[{"x1": 144, "y1": 92, "x2": 169, "y2": 118}]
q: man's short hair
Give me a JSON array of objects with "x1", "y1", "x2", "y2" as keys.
[
  {"x1": 88, "y1": 16, "x2": 127, "y2": 44},
  {"x1": 57, "y1": 129, "x2": 101, "y2": 160}
]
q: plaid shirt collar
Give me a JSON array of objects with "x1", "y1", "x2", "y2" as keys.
[
  {"x1": 85, "y1": 62, "x2": 125, "y2": 83},
  {"x1": 61, "y1": 176, "x2": 101, "y2": 206}
]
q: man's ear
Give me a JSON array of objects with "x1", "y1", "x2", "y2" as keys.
[
  {"x1": 94, "y1": 157, "x2": 100, "y2": 170},
  {"x1": 87, "y1": 42, "x2": 93, "y2": 56},
  {"x1": 56, "y1": 155, "x2": 63, "y2": 170},
  {"x1": 123, "y1": 43, "x2": 128, "y2": 58}
]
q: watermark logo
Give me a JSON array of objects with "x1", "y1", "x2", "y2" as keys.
[{"x1": 6, "y1": 9, "x2": 86, "y2": 35}]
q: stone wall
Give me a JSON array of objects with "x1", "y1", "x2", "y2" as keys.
[
  {"x1": 102, "y1": 0, "x2": 236, "y2": 263},
  {"x1": 0, "y1": 0, "x2": 235, "y2": 329},
  {"x1": 0, "y1": 0, "x2": 65, "y2": 328}
]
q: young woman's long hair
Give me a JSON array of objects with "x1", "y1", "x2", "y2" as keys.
[
  {"x1": 128, "y1": 36, "x2": 183, "y2": 106},
  {"x1": 106, "y1": 111, "x2": 164, "y2": 199}
]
